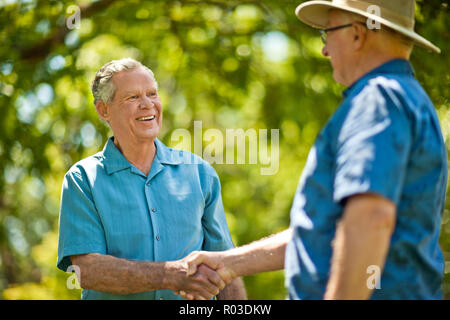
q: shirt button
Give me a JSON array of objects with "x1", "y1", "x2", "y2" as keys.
[
  {"x1": 156, "y1": 235, "x2": 160, "y2": 241},
  {"x1": 151, "y1": 208, "x2": 156, "y2": 213},
  {"x1": 146, "y1": 182, "x2": 150, "y2": 186}
]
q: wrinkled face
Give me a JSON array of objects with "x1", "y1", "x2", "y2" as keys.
[
  {"x1": 321, "y1": 10, "x2": 356, "y2": 86},
  {"x1": 105, "y1": 67, "x2": 162, "y2": 146}
]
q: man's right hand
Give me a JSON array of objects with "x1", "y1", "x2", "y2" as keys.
[
  {"x1": 185, "y1": 251, "x2": 236, "y2": 282},
  {"x1": 174, "y1": 230, "x2": 291, "y2": 299},
  {"x1": 174, "y1": 251, "x2": 237, "y2": 300},
  {"x1": 165, "y1": 259, "x2": 227, "y2": 300}
]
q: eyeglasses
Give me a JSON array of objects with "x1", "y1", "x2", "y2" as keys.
[{"x1": 319, "y1": 22, "x2": 366, "y2": 44}]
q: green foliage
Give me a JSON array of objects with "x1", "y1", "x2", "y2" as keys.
[
  {"x1": 0, "y1": 0, "x2": 448, "y2": 300},
  {"x1": 2, "y1": 231, "x2": 80, "y2": 299}
]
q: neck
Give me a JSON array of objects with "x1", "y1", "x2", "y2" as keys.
[
  {"x1": 345, "y1": 50, "x2": 409, "y2": 87},
  {"x1": 113, "y1": 137, "x2": 156, "y2": 176}
]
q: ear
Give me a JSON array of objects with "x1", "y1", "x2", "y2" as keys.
[
  {"x1": 95, "y1": 101, "x2": 110, "y2": 121},
  {"x1": 352, "y1": 23, "x2": 367, "y2": 50}
]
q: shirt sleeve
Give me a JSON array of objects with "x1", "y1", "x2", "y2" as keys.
[
  {"x1": 333, "y1": 80, "x2": 413, "y2": 205},
  {"x1": 57, "y1": 167, "x2": 107, "y2": 272},
  {"x1": 201, "y1": 165, "x2": 235, "y2": 252}
]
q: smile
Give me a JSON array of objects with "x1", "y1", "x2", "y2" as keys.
[{"x1": 136, "y1": 116, "x2": 155, "y2": 121}]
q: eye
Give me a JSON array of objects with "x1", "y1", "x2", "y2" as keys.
[
  {"x1": 128, "y1": 95, "x2": 138, "y2": 100},
  {"x1": 147, "y1": 91, "x2": 157, "y2": 97}
]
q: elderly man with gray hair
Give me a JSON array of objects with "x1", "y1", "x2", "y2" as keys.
[
  {"x1": 182, "y1": 0, "x2": 447, "y2": 300},
  {"x1": 56, "y1": 58, "x2": 246, "y2": 300}
]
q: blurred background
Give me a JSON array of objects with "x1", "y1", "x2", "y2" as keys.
[{"x1": 0, "y1": 0, "x2": 448, "y2": 299}]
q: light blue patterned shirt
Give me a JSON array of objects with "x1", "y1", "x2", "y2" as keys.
[{"x1": 57, "y1": 137, "x2": 234, "y2": 300}]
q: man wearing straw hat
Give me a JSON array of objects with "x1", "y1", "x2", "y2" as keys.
[{"x1": 181, "y1": 0, "x2": 447, "y2": 299}]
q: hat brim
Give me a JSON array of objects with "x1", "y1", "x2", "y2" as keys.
[{"x1": 295, "y1": 1, "x2": 441, "y2": 54}]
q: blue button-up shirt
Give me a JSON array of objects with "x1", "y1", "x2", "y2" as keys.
[
  {"x1": 285, "y1": 59, "x2": 448, "y2": 299},
  {"x1": 57, "y1": 137, "x2": 234, "y2": 300}
]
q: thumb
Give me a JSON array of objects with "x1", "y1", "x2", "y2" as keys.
[
  {"x1": 186, "y1": 255, "x2": 204, "y2": 276},
  {"x1": 186, "y1": 253, "x2": 223, "y2": 276},
  {"x1": 187, "y1": 263, "x2": 198, "y2": 277}
]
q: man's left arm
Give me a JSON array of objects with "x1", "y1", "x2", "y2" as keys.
[{"x1": 324, "y1": 193, "x2": 396, "y2": 299}]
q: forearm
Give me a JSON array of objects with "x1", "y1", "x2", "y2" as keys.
[
  {"x1": 223, "y1": 229, "x2": 291, "y2": 277},
  {"x1": 217, "y1": 277, "x2": 247, "y2": 300},
  {"x1": 181, "y1": 229, "x2": 291, "y2": 300},
  {"x1": 71, "y1": 253, "x2": 178, "y2": 295}
]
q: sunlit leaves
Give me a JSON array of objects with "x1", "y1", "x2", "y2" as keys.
[{"x1": 0, "y1": 0, "x2": 448, "y2": 300}]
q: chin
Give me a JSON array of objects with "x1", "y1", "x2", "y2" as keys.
[
  {"x1": 143, "y1": 129, "x2": 161, "y2": 141},
  {"x1": 333, "y1": 71, "x2": 347, "y2": 87},
  {"x1": 141, "y1": 131, "x2": 159, "y2": 140},
  {"x1": 134, "y1": 136, "x2": 158, "y2": 145}
]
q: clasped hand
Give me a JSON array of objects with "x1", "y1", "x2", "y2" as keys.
[{"x1": 174, "y1": 251, "x2": 235, "y2": 300}]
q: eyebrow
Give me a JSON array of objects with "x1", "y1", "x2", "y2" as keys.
[
  {"x1": 122, "y1": 91, "x2": 139, "y2": 96},
  {"x1": 122, "y1": 88, "x2": 157, "y2": 96}
]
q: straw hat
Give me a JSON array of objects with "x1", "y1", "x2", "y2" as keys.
[{"x1": 295, "y1": 0, "x2": 441, "y2": 53}]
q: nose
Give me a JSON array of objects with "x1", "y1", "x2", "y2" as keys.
[
  {"x1": 140, "y1": 95, "x2": 154, "y2": 109},
  {"x1": 322, "y1": 44, "x2": 329, "y2": 57}
]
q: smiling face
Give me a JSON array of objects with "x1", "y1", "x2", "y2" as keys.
[{"x1": 96, "y1": 67, "x2": 162, "y2": 148}]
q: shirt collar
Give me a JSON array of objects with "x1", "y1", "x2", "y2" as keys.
[
  {"x1": 102, "y1": 137, "x2": 182, "y2": 175},
  {"x1": 154, "y1": 138, "x2": 183, "y2": 165},
  {"x1": 343, "y1": 59, "x2": 415, "y2": 98}
]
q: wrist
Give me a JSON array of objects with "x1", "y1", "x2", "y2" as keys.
[
  {"x1": 221, "y1": 251, "x2": 240, "y2": 279},
  {"x1": 162, "y1": 260, "x2": 186, "y2": 291}
]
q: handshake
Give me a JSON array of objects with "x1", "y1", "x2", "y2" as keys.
[
  {"x1": 173, "y1": 229, "x2": 290, "y2": 300},
  {"x1": 174, "y1": 250, "x2": 238, "y2": 300}
]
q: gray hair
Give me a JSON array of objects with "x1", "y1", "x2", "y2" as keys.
[{"x1": 91, "y1": 58, "x2": 158, "y2": 105}]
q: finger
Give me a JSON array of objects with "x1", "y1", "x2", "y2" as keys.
[
  {"x1": 185, "y1": 285, "x2": 211, "y2": 300},
  {"x1": 186, "y1": 252, "x2": 221, "y2": 276},
  {"x1": 193, "y1": 288, "x2": 213, "y2": 301},
  {"x1": 216, "y1": 266, "x2": 234, "y2": 284},
  {"x1": 187, "y1": 263, "x2": 198, "y2": 277},
  {"x1": 198, "y1": 278, "x2": 220, "y2": 297},
  {"x1": 179, "y1": 290, "x2": 195, "y2": 300},
  {"x1": 200, "y1": 264, "x2": 226, "y2": 290},
  {"x1": 186, "y1": 253, "x2": 204, "y2": 276},
  {"x1": 197, "y1": 264, "x2": 225, "y2": 296}
]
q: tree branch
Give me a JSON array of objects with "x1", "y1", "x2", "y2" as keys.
[
  {"x1": 19, "y1": 0, "x2": 118, "y2": 61},
  {"x1": 178, "y1": 0, "x2": 274, "y2": 19}
]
